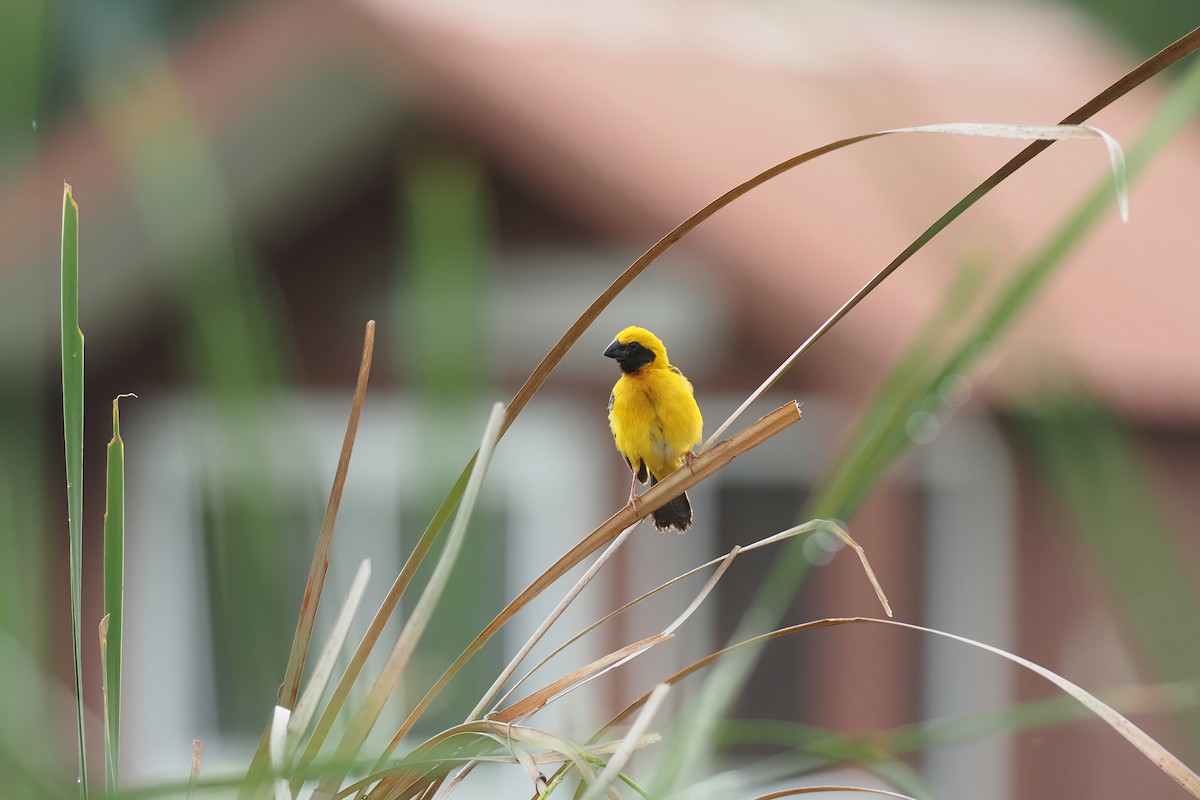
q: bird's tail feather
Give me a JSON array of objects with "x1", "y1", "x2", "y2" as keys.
[{"x1": 649, "y1": 475, "x2": 692, "y2": 532}]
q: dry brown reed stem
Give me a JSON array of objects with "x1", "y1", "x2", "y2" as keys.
[
  {"x1": 280, "y1": 319, "x2": 377, "y2": 707},
  {"x1": 405, "y1": 548, "x2": 740, "y2": 798},
  {"x1": 592, "y1": 618, "x2": 1200, "y2": 798},
  {"x1": 290, "y1": 477, "x2": 475, "y2": 792},
  {"x1": 318, "y1": 404, "x2": 508, "y2": 800},
  {"x1": 493, "y1": 542, "x2": 743, "y2": 719},
  {"x1": 241, "y1": 321, "x2": 377, "y2": 800},
  {"x1": 822, "y1": 522, "x2": 891, "y2": 617},
  {"x1": 185, "y1": 739, "x2": 202, "y2": 800},
  {"x1": 753, "y1": 788, "x2": 917, "y2": 800},
  {"x1": 383, "y1": 550, "x2": 743, "y2": 797},
  {"x1": 360, "y1": 720, "x2": 623, "y2": 800},
  {"x1": 470, "y1": 520, "x2": 643, "y2": 721},
  {"x1": 599, "y1": 618, "x2": 862, "y2": 734},
  {"x1": 578, "y1": 683, "x2": 672, "y2": 800},
  {"x1": 343, "y1": 733, "x2": 662, "y2": 800},
  {"x1": 495, "y1": 520, "x2": 888, "y2": 715},
  {"x1": 375, "y1": 403, "x2": 803, "y2": 758},
  {"x1": 493, "y1": 634, "x2": 673, "y2": 723}
]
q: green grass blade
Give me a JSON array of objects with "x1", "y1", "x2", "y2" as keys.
[
  {"x1": 102, "y1": 396, "x2": 129, "y2": 797},
  {"x1": 818, "y1": 45, "x2": 1200, "y2": 525},
  {"x1": 810, "y1": 258, "x2": 986, "y2": 520},
  {"x1": 282, "y1": 458, "x2": 474, "y2": 796},
  {"x1": 60, "y1": 182, "x2": 88, "y2": 799},
  {"x1": 315, "y1": 403, "x2": 508, "y2": 797},
  {"x1": 1014, "y1": 402, "x2": 1200, "y2": 751},
  {"x1": 714, "y1": 679, "x2": 1200, "y2": 793}
]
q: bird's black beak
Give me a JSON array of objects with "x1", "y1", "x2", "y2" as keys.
[{"x1": 603, "y1": 340, "x2": 624, "y2": 359}]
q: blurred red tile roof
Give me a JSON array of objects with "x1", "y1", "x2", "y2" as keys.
[
  {"x1": 350, "y1": 0, "x2": 1200, "y2": 423},
  {"x1": 4, "y1": 0, "x2": 1198, "y2": 422}
]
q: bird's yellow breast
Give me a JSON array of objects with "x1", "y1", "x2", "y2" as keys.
[{"x1": 609, "y1": 366, "x2": 703, "y2": 482}]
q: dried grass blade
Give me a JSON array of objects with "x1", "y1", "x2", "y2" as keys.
[
  {"x1": 186, "y1": 740, "x2": 202, "y2": 800},
  {"x1": 279, "y1": 320, "x2": 376, "y2": 707},
  {"x1": 820, "y1": 523, "x2": 891, "y2": 617},
  {"x1": 493, "y1": 634, "x2": 673, "y2": 723},
  {"x1": 290, "y1": 463, "x2": 474, "y2": 793},
  {"x1": 433, "y1": 763, "x2": 475, "y2": 799},
  {"x1": 512, "y1": 548, "x2": 741, "y2": 719},
  {"x1": 473, "y1": 521, "x2": 642, "y2": 721},
  {"x1": 359, "y1": 727, "x2": 657, "y2": 800},
  {"x1": 315, "y1": 403, "x2": 508, "y2": 797},
  {"x1": 268, "y1": 706, "x2": 291, "y2": 800},
  {"x1": 338, "y1": 728, "x2": 491, "y2": 800},
  {"x1": 856, "y1": 619, "x2": 1200, "y2": 797},
  {"x1": 494, "y1": 543, "x2": 740, "y2": 719},
  {"x1": 431, "y1": 736, "x2": 660, "y2": 768},
  {"x1": 594, "y1": 617, "x2": 1200, "y2": 797},
  {"x1": 239, "y1": 323, "x2": 375, "y2": 799},
  {"x1": 484, "y1": 724, "x2": 607, "y2": 799},
  {"x1": 887, "y1": 123, "x2": 1127, "y2": 218},
  {"x1": 348, "y1": 722, "x2": 590, "y2": 800},
  {"x1": 702, "y1": 121, "x2": 1128, "y2": 449},
  {"x1": 554, "y1": 615, "x2": 857, "y2": 800},
  {"x1": 506, "y1": 740, "x2": 547, "y2": 795},
  {"x1": 285, "y1": 559, "x2": 372, "y2": 763},
  {"x1": 753, "y1": 787, "x2": 917, "y2": 800},
  {"x1": 373, "y1": 630, "x2": 670, "y2": 796},
  {"x1": 501, "y1": 521, "x2": 836, "y2": 706},
  {"x1": 664, "y1": 546, "x2": 739, "y2": 637},
  {"x1": 578, "y1": 684, "x2": 671, "y2": 800},
  {"x1": 380, "y1": 403, "x2": 802, "y2": 751}
]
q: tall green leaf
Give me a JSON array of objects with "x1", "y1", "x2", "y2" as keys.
[
  {"x1": 60, "y1": 183, "x2": 88, "y2": 799},
  {"x1": 102, "y1": 396, "x2": 129, "y2": 797}
]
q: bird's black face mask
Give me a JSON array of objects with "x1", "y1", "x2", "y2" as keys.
[{"x1": 604, "y1": 339, "x2": 656, "y2": 374}]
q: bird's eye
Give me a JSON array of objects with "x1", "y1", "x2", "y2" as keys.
[{"x1": 627, "y1": 342, "x2": 643, "y2": 352}]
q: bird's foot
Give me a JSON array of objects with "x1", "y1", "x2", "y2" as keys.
[
  {"x1": 626, "y1": 490, "x2": 642, "y2": 516},
  {"x1": 684, "y1": 450, "x2": 699, "y2": 474}
]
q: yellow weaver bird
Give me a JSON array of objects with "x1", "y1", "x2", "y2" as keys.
[{"x1": 604, "y1": 326, "x2": 703, "y2": 532}]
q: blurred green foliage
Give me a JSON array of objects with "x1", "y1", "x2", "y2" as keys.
[
  {"x1": 1065, "y1": 0, "x2": 1199, "y2": 57},
  {"x1": 393, "y1": 148, "x2": 503, "y2": 730},
  {"x1": 1014, "y1": 400, "x2": 1200, "y2": 750}
]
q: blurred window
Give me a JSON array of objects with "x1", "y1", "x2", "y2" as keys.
[{"x1": 122, "y1": 394, "x2": 608, "y2": 780}]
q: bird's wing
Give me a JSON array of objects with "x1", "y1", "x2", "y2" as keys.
[{"x1": 668, "y1": 365, "x2": 697, "y2": 396}]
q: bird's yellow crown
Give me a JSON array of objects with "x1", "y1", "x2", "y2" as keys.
[{"x1": 613, "y1": 326, "x2": 670, "y2": 369}]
